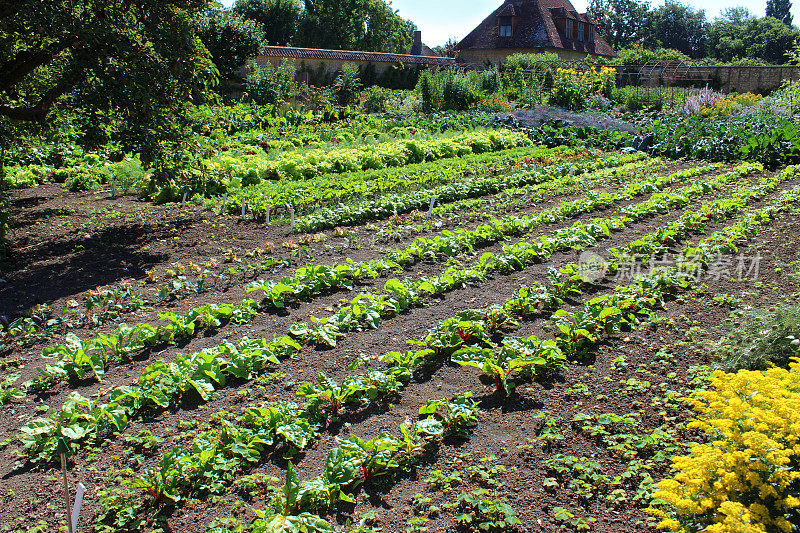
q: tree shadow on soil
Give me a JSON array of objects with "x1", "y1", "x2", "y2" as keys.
[{"x1": 0, "y1": 222, "x2": 185, "y2": 317}]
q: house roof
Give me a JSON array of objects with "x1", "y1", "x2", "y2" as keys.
[
  {"x1": 408, "y1": 42, "x2": 437, "y2": 57},
  {"x1": 259, "y1": 46, "x2": 454, "y2": 66},
  {"x1": 455, "y1": 0, "x2": 616, "y2": 58}
]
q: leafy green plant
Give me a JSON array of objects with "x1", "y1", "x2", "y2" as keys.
[
  {"x1": 453, "y1": 336, "x2": 562, "y2": 393},
  {"x1": 418, "y1": 393, "x2": 480, "y2": 438},
  {"x1": 455, "y1": 489, "x2": 520, "y2": 531},
  {"x1": 0, "y1": 373, "x2": 23, "y2": 404}
]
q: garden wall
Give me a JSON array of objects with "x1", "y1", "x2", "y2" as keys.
[
  {"x1": 706, "y1": 65, "x2": 800, "y2": 94},
  {"x1": 631, "y1": 64, "x2": 800, "y2": 94}
]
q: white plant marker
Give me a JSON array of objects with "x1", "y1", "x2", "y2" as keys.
[
  {"x1": 266, "y1": 205, "x2": 270, "y2": 224},
  {"x1": 71, "y1": 483, "x2": 85, "y2": 533},
  {"x1": 181, "y1": 192, "x2": 187, "y2": 208},
  {"x1": 290, "y1": 208, "x2": 295, "y2": 230},
  {"x1": 428, "y1": 196, "x2": 436, "y2": 217},
  {"x1": 241, "y1": 202, "x2": 246, "y2": 217},
  {"x1": 220, "y1": 193, "x2": 228, "y2": 215}
]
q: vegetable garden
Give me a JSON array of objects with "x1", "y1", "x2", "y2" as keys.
[{"x1": 1, "y1": 108, "x2": 800, "y2": 533}]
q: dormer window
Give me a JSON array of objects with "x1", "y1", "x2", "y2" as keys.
[
  {"x1": 588, "y1": 25, "x2": 595, "y2": 42},
  {"x1": 565, "y1": 20, "x2": 573, "y2": 39},
  {"x1": 499, "y1": 16, "x2": 512, "y2": 37},
  {"x1": 577, "y1": 22, "x2": 584, "y2": 42}
]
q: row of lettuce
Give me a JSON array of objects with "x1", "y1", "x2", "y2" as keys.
[{"x1": 5, "y1": 106, "x2": 800, "y2": 211}]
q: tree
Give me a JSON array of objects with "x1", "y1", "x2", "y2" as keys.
[
  {"x1": 294, "y1": 0, "x2": 413, "y2": 53},
  {"x1": 588, "y1": 0, "x2": 652, "y2": 49},
  {"x1": 767, "y1": 0, "x2": 793, "y2": 25},
  {"x1": 432, "y1": 38, "x2": 460, "y2": 58},
  {"x1": 650, "y1": 0, "x2": 707, "y2": 58},
  {"x1": 0, "y1": 0, "x2": 217, "y2": 163},
  {"x1": 707, "y1": 19, "x2": 748, "y2": 61},
  {"x1": 707, "y1": 15, "x2": 800, "y2": 63},
  {"x1": 195, "y1": 10, "x2": 265, "y2": 80},
  {"x1": 719, "y1": 6, "x2": 755, "y2": 25},
  {"x1": 233, "y1": 0, "x2": 303, "y2": 46},
  {"x1": 744, "y1": 16, "x2": 800, "y2": 62}
]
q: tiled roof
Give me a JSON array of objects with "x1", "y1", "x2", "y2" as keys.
[
  {"x1": 408, "y1": 43, "x2": 438, "y2": 56},
  {"x1": 455, "y1": 0, "x2": 616, "y2": 58},
  {"x1": 259, "y1": 46, "x2": 455, "y2": 66}
]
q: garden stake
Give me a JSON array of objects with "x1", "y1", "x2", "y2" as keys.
[
  {"x1": 241, "y1": 202, "x2": 246, "y2": 217},
  {"x1": 61, "y1": 453, "x2": 73, "y2": 533},
  {"x1": 181, "y1": 192, "x2": 187, "y2": 208},
  {"x1": 71, "y1": 483, "x2": 85, "y2": 533},
  {"x1": 290, "y1": 208, "x2": 295, "y2": 230},
  {"x1": 266, "y1": 205, "x2": 270, "y2": 224},
  {"x1": 220, "y1": 193, "x2": 228, "y2": 215},
  {"x1": 428, "y1": 196, "x2": 436, "y2": 217}
]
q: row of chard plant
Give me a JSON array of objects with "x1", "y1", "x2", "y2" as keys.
[
  {"x1": 27, "y1": 153, "x2": 658, "y2": 391},
  {"x1": 18, "y1": 161, "x2": 757, "y2": 463},
  {"x1": 289, "y1": 151, "x2": 650, "y2": 232},
  {"x1": 195, "y1": 170, "x2": 800, "y2": 533},
  {"x1": 27, "y1": 158, "x2": 726, "y2": 396},
  {"x1": 288, "y1": 161, "x2": 735, "y2": 349},
  {"x1": 105, "y1": 172, "x2": 800, "y2": 533},
  {"x1": 221, "y1": 144, "x2": 587, "y2": 216}
]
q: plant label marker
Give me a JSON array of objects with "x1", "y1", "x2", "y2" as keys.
[
  {"x1": 241, "y1": 202, "x2": 246, "y2": 217},
  {"x1": 428, "y1": 197, "x2": 436, "y2": 217},
  {"x1": 181, "y1": 192, "x2": 187, "y2": 208},
  {"x1": 266, "y1": 205, "x2": 270, "y2": 224},
  {"x1": 220, "y1": 193, "x2": 228, "y2": 215},
  {"x1": 71, "y1": 483, "x2": 85, "y2": 533},
  {"x1": 290, "y1": 208, "x2": 295, "y2": 230}
]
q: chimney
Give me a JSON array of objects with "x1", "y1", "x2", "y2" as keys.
[{"x1": 411, "y1": 31, "x2": 422, "y2": 55}]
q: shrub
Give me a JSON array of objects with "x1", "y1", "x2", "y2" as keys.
[
  {"x1": 649, "y1": 359, "x2": 800, "y2": 533},
  {"x1": 416, "y1": 68, "x2": 484, "y2": 111},
  {"x1": 549, "y1": 67, "x2": 616, "y2": 111},
  {"x1": 614, "y1": 46, "x2": 691, "y2": 66},
  {"x1": 613, "y1": 87, "x2": 666, "y2": 111},
  {"x1": 707, "y1": 306, "x2": 800, "y2": 371},
  {"x1": 442, "y1": 73, "x2": 481, "y2": 111},
  {"x1": 479, "y1": 69, "x2": 501, "y2": 94},
  {"x1": 504, "y1": 52, "x2": 560, "y2": 71},
  {"x1": 332, "y1": 64, "x2": 363, "y2": 106},
  {"x1": 245, "y1": 59, "x2": 297, "y2": 106},
  {"x1": 360, "y1": 86, "x2": 394, "y2": 113}
]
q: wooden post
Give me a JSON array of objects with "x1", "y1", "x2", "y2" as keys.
[{"x1": 61, "y1": 453, "x2": 74, "y2": 533}]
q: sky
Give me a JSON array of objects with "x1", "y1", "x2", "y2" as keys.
[{"x1": 220, "y1": 0, "x2": 800, "y2": 47}]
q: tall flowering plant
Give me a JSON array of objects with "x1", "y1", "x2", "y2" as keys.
[
  {"x1": 682, "y1": 85, "x2": 724, "y2": 115},
  {"x1": 648, "y1": 358, "x2": 800, "y2": 533}
]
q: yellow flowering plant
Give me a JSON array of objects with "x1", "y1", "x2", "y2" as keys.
[
  {"x1": 549, "y1": 67, "x2": 616, "y2": 110},
  {"x1": 648, "y1": 359, "x2": 800, "y2": 533},
  {"x1": 699, "y1": 92, "x2": 764, "y2": 117}
]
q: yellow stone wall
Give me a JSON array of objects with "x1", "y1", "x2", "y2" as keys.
[{"x1": 457, "y1": 47, "x2": 599, "y2": 65}]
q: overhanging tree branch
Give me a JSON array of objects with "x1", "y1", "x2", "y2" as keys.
[
  {"x1": 0, "y1": 39, "x2": 74, "y2": 93},
  {"x1": 0, "y1": 75, "x2": 81, "y2": 122}
]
